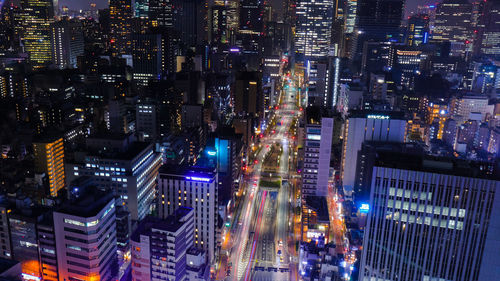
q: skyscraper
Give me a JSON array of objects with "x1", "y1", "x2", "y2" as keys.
[
  {"x1": 344, "y1": 0, "x2": 358, "y2": 34},
  {"x1": 131, "y1": 33, "x2": 162, "y2": 85},
  {"x1": 295, "y1": 0, "x2": 334, "y2": 59},
  {"x1": 51, "y1": 19, "x2": 84, "y2": 69},
  {"x1": 302, "y1": 109, "x2": 333, "y2": 197},
  {"x1": 433, "y1": 0, "x2": 473, "y2": 56},
  {"x1": 477, "y1": 0, "x2": 500, "y2": 56},
  {"x1": 172, "y1": 0, "x2": 207, "y2": 48},
  {"x1": 149, "y1": 0, "x2": 173, "y2": 27},
  {"x1": 341, "y1": 112, "x2": 407, "y2": 197},
  {"x1": 131, "y1": 207, "x2": 194, "y2": 281},
  {"x1": 407, "y1": 14, "x2": 430, "y2": 47},
  {"x1": 65, "y1": 135, "x2": 162, "y2": 221},
  {"x1": 109, "y1": 0, "x2": 132, "y2": 55},
  {"x1": 135, "y1": 100, "x2": 158, "y2": 140},
  {"x1": 158, "y1": 166, "x2": 219, "y2": 262},
  {"x1": 210, "y1": 1, "x2": 228, "y2": 44},
  {"x1": 239, "y1": 0, "x2": 263, "y2": 35},
  {"x1": 359, "y1": 152, "x2": 500, "y2": 281},
  {"x1": 33, "y1": 137, "x2": 65, "y2": 197},
  {"x1": 352, "y1": 0, "x2": 404, "y2": 60},
  {"x1": 53, "y1": 189, "x2": 117, "y2": 281},
  {"x1": 20, "y1": 0, "x2": 55, "y2": 68},
  {"x1": 134, "y1": 0, "x2": 149, "y2": 18}
]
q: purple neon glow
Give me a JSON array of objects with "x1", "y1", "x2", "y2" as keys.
[
  {"x1": 230, "y1": 48, "x2": 240, "y2": 52},
  {"x1": 185, "y1": 176, "x2": 211, "y2": 182}
]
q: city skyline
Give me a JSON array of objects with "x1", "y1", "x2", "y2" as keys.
[{"x1": 0, "y1": 0, "x2": 499, "y2": 280}]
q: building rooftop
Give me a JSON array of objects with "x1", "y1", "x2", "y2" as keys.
[
  {"x1": 57, "y1": 188, "x2": 114, "y2": 218},
  {"x1": 348, "y1": 110, "x2": 406, "y2": 120},
  {"x1": 187, "y1": 247, "x2": 204, "y2": 256},
  {"x1": 375, "y1": 151, "x2": 500, "y2": 180},
  {"x1": 304, "y1": 196, "x2": 330, "y2": 222},
  {"x1": 131, "y1": 207, "x2": 193, "y2": 242},
  {"x1": 159, "y1": 165, "x2": 216, "y2": 180}
]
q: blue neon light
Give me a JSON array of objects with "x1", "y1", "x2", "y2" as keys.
[
  {"x1": 207, "y1": 150, "x2": 216, "y2": 156},
  {"x1": 423, "y1": 32, "x2": 429, "y2": 44},
  {"x1": 185, "y1": 176, "x2": 211, "y2": 182}
]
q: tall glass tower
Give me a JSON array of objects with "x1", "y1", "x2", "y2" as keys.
[
  {"x1": 295, "y1": 0, "x2": 334, "y2": 60},
  {"x1": 21, "y1": 0, "x2": 55, "y2": 68}
]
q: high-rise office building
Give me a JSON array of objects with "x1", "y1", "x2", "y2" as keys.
[
  {"x1": 51, "y1": 19, "x2": 84, "y2": 69},
  {"x1": 149, "y1": 0, "x2": 173, "y2": 27},
  {"x1": 407, "y1": 14, "x2": 430, "y2": 47},
  {"x1": 295, "y1": 0, "x2": 334, "y2": 59},
  {"x1": 359, "y1": 152, "x2": 500, "y2": 281},
  {"x1": 477, "y1": 0, "x2": 500, "y2": 56},
  {"x1": 136, "y1": 100, "x2": 157, "y2": 140},
  {"x1": 453, "y1": 94, "x2": 494, "y2": 125},
  {"x1": 8, "y1": 208, "x2": 47, "y2": 280},
  {"x1": 239, "y1": 0, "x2": 264, "y2": 35},
  {"x1": 302, "y1": 109, "x2": 333, "y2": 197},
  {"x1": 426, "y1": 101, "x2": 450, "y2": 140},
  {"x1": 158, "y1": 166, "x2": 218, "y2": 262},
  {"x1": 20, "y1": 0, "x2": 55, "y2": 68},
  {"x1": 353, "y1": 0, "x2": 404, "y2": 60},
  {"x1": 134, "y1": 0, "x2": 149, "y2": 18},
  {"x1": 234, "y1": 71, "x2": 264, "y2": 120},
  {"x1": 226, "y1": 0, "x2": 239, "y2": 36},
  {"x1": 341, "y1": 111, "x2": 407, "y2": 196},
  {"x1": 37, "y1": 217, "x2": 58, "y2": 281},
  {"x1": 131, "y1": 33, "x2": 162, "y2": 85},
  {"x1": 391, "y1": 47, "x2": 427, "y2": 90},
  {"x1": 109, "y1": 0, "x2": 132, "y2": 55},
  {"x1": 53, "y1": 189, "x2": 117, "y2": 281},
  {"x1": 65, "y1": 134, "x2": 162, "y2": 221},
  {"x1": 433, "y1": 0, "x2": 473, "y2": 56},
  {"x1": 344, "y1": 0, "x2": 358, "y2": 34},
  {"x1": 210, "y1": 1, "x2": 228, "y2": 44},
  {"x1": 213, "y1": 128, "x2": 243, "y2": 202},
  {"x1": 33, "y1": 137, "x2": 65, "y2": 197},
  {"x1": 131, "y1": 207, "x2": 194, "y2": 281},
  {"x1": 172, "y1": 0, "x2": 208, "y2": 47}
]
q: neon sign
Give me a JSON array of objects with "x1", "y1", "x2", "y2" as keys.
[
  {"x1": 360, "y1": 203, "x2": 370, "y2": 213},
  {"x1": 207, "y1": 150, "x2": 216, "y2": 156},
  {"x1": 367, "y1": 115, "x2": 389, "y2": 120},
  {"x1": 307, "y1": 134, "x2": 321, "y2": 140},
  {"x1": 185, "y1": 176, "x2": 211, "y2": 182}
]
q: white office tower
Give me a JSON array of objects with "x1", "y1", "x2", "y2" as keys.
[
  {"x1": 359, "y1": 152, "x2": 500, "y2": 281},
  {"x1": 65, "y1": 134, "x2": 162, "y2": 221},
  {"x1": 131, "y1": 207, "x2": 194, "y2": 281},
  {"x1": 53, "y1": 189, "x2": 117, "y2": 281},
  {"x1": 295, "y1": 0, "x2": 334, "y2": 59},
  {"x1": 136, "y1": 101, "x2": 157, "y2": 141},
  {"x1": 158, "y1": 166, "x2": 218, "y2": 262},
  {"x1": 302, "y1": 115, "x2": 334, "y2": 197},
  {"x1": 341, "y1": 112, "x2": 406, "y2": 198}
]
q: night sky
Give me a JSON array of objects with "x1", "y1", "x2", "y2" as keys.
[{"x1": 56, "y1": 0, "x2": 436, "y2": 17}]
